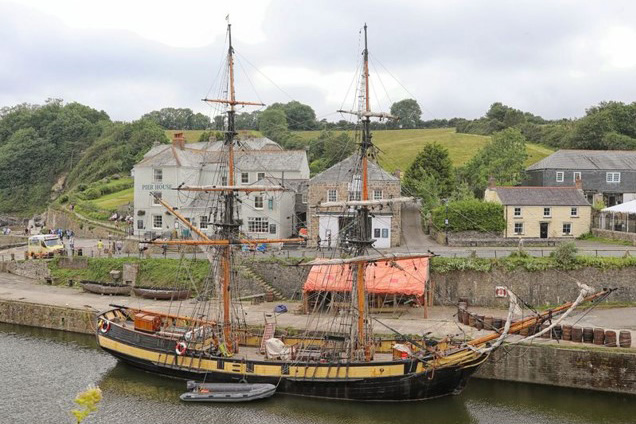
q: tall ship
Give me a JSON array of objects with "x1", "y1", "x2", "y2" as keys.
[{"x1": 96, "y1": 22, "x2": 611, "y2": 401}]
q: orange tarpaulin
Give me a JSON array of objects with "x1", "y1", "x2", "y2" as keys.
[{"x1": 303, "y1": 258, "x2": 428, "y2": 296}]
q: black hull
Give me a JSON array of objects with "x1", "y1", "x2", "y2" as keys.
[{"x1": 100, "y1": 344, "x2": 480, "y2": 402}]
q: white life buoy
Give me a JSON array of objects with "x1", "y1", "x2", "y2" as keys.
[
  {"x1": 175, "y1": 341, "x2": 187, "y2": 355},
  {"x1": 99, "y1": 320, "x2": 111, "y2": 333}
]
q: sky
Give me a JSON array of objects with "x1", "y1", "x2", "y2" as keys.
[{"x1": 3, "y1": 0, "x2": 636, "y2": 122}]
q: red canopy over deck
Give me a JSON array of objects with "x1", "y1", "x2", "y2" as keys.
[{"x1": 303, "y1": 257, "x2": 428, "y2": 296}]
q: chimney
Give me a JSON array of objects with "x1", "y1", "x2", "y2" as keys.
[
  {"x1": 393, "y1": 169, "x2": 402, "y2": 179},
  {"x1": 488, "y1": 176, "x2": 496, "y2": 189},
  {"x1": 575, "y1": 175, "x2": 582, "y2": 190},
  {"x1": 172, "y1": 132, "x2": 185, "y2": 150}
]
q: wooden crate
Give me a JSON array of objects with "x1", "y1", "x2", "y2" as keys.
[{"x1": 134, "y1": 313, "x2": 161, "y2": 333}]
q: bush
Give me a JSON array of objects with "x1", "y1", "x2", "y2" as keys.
[
  {"x1": 551, "y1": 242, "x2": 578, "y2": 268},
  {"x1": 83, "y1": 187, "x2": 102, "y2": 200},
  {"x1": 59, "y1": 194, "x2": 69, "y2": 204},
  {"x1": 431, "y1": 200, "x2": 505, "y2": 233}
]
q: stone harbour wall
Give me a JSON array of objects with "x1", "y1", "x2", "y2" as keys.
[
  {"x1": 475, "y1": 343, "x2": 636, "y2": 395},
  {"x1": 0, "y1": 299, "x2": 96, "y2": 334},
  {"x1": 431, "y1": 267, "x2": 636, "y2": 307},
  {"x1": 0, "y1": 260, "x2": 51, "y2": 280}
]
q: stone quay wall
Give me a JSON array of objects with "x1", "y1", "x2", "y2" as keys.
[
  {"x1": 476, "y1": 343, "x2": 636, "y2": 395},
  {"x1": 593, "y1": 228, "x2": 636, "y2": 245},
  {"x1": 0, "y1": 260, "x2": 51, "y2": 280},
  {"x1": 0, "y1": 299, "x2": 96, "y2": 334},
  {"x1": 431, "y1": 267, "x2": 636, "y2": 307}
]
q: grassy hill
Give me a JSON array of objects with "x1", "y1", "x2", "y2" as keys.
[
  {"x1": 294, "y1": 128, "x2": 554, "y2": 172},
  {"x1": 167, "y1": 128, "x2": 554, "y2": 173}
]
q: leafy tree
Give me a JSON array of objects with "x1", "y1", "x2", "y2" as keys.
[
  {"x1": 432, "y1": 199, "x2": 505, "y2": 233},
  {"x1": 307, "y1": 130, "x2": 355, "y2": 175},
  {"x1": 259, "y1": 108, "x2": 290, "y2": 145},
  {"x1": 283, "y1": 101, "x2": 317, "y2": 130},
  {"x1": 142, "y1": 107, "x2": 211, "y2": 130},
  {"x1": 403, "y1": 142, "x2": 455, "y2": 200},
  {"x1": 390, "y1": 99, "x2": 422, "y2": 129},
  {"x1": 461, "y1": 128, "x2": 527, "y2": 196}
]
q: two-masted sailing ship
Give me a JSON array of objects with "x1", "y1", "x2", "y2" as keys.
[{"x1": 96, "y1": 23, "x2": 612, "y2": 401}]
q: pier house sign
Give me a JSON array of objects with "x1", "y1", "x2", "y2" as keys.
[{"x1": 142, "y1": 184, "x2": 172, "y2": 190}]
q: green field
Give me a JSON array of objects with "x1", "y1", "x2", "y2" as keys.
[
  {"x1": 166, "y1": 128, "x2": 554, "y2": 172},
  {"x1": 294, "y1": 128, "x2": 553, "y2": 171},
  {"x1": 92, "y1": 187, "x2": 134, "y2": 209}
]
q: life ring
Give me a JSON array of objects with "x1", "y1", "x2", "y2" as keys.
[
  {"x1": 175, "y1": 341, "x2": 187, "y2": 355},
  {"x1": 99, "y1": 320, "x2": 111, "y2": 333}
]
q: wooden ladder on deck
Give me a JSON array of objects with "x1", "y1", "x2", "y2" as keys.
[{"x1": 260, "y1": 322, "x2": 276, "y2": 353}]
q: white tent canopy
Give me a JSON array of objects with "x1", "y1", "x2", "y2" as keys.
[{"x1": 602, "y1": 200, "x2": 636, "y2": 213}]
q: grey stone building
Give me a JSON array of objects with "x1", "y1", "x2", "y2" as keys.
[
  {"x1": 307, "y1": 156, "x2": 402, "y2": 248},
  {"x1": 525, "y1": 150, "x2": 636, "y2": 206}
]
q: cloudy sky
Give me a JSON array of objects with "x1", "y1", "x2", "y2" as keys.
[{"x1": 2, "y1": 0, "x2": 636, "y2": 122}]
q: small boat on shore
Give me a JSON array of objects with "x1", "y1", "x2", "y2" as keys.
[
  {"x1": 133, "y1": 287, "x2": 191, "y2": 300},
  {"x1": 180, "y1": 381, "x2": 277, "y2": 403},
  {"x1": 80, "y1": 281, "x2": 131, "y2": 296}
]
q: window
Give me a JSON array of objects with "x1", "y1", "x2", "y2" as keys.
[
  {"x1": 301, "y1": 193, "x2": 307, "y2": 204},
  {"x1": 573, "y1": 172, "x2": 581, "y2": 182},
  {"x1": 152, "y1": 192, "x2": 162, "y2": 205},
  {"x1": 374, "y1": 228, "x2": 381, "y2": 238},
  {"x1": 269, "y1": 223, "x2": 277, "y2": 235},
  {"x1": 570, "y1": 207, "x2": 578, "y2": 217},
  {"x1": 381, "y1": 228, "x2": 389, "y2": 238},
  {"x1": 241, "y1": 172, "x2": 249, "y2": 184},
  {"x1": 200, "y1": 216, "x2": 209, "y2": 229},
  {"x1": 606, "y1": 172, "x2": 621, "y2": 183},
  {"x1": 137, "y1": 220, "x2": 144, "y2": 230},
  {"x1": 268, "y1": 198, "x2": 274, "y2": 210},
  {"x1": 221, "y1": 175, "x2": 228, "y2": 185},
  {"x1": 349, "y1": 175, "x2": 361, "y2": 201},
  {"x1": 556, "y1": 172, "x2": 564, "y2": 182},
  {"x1": 153, "y1": 168, "x2": 162, "y2": 182},
  {"x1": 373, "y1": 189, "x2": 383, "y2": 200},
  {"x1": 152, "y1": 215, "x2": 163, "y2": 229},
  {"x1": 254, "y1": 195, "x2": 264, "y2": 209},
  {"x1": 327, "y1": 189, "x2": 337, "y2": 202},
  {"x1": 247, "y1": 217, "x2": 268, "y2": 233},
  {"x1": 257, "y1": 172, "x2": 266, "y2": 181},
  {"x1": 563, "y1": 223, "x2": 572, "y2": 235},
  {"x1": 513, "y1": 207, "x2": 522, "y2": 217},
  {"x1": 543, "y1": 207, "x2": 551, "y2": 217},
  {"x1": 514, "y1": 222, "x2": 523, "y2": 235}
]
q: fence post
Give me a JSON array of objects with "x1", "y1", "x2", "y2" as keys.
[
  {"x1": 494, "y1": 250, "x2": 497, "y2": 259},
  {"x1": 596, "y1": 250, "x2": 598, "y2": 257}
]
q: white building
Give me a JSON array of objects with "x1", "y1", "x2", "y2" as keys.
[{"x1": 133, "y1": 135, "x2": 309, "y2": 240}]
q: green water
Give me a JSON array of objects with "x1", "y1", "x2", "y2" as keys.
[{"x1": 0, "y1": 323, "x2": 634, "y2": 424}]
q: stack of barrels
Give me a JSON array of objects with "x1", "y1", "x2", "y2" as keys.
[{"x1": 456, "y1": 303, "x2": 632, "y2": 348}]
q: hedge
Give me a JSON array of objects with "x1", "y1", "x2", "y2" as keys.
[{"x1": 432, "y1": 199, "x2": 505, "y2": 233}]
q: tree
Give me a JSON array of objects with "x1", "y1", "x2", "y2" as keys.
[
  {"x1": 141, "y1": 108, "x2": 211, "y2": 130},
  {"x1": 258, "y1": 108, "x2": 289, "y2": 145},
  {"x1": 307, "y1": 130, "x2": 355, "y2": 175},
  {"x1": 390, "y1": 99, "x2": 422, "y2": 129},
  {"x1": 461, "y1": 128, "x2": 528, "y2": 196},
  {"x1": 403, "y1": 142, "x2": 454, "y2": 200},
  {"x1": 283, "y1": 101, "x2": 317, "y2": 130}
]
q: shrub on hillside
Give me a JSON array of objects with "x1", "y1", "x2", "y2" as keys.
[
  {"x1": 551, "y1": 242, "x2": 578, "y2": 268},
  {"x1": 431, "y1": 200, "x2": 505, "y2": 233},
  {"x1": 83, "y1": 187, "x2": 102, "y2": 200}
]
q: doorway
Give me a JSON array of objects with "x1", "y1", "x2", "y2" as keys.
[{"x1": 540, "y1": 222, "x2": 549, "y2": 239}]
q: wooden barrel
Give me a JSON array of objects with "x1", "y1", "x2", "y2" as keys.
[
  {"x1": 484, "y1": 316, "x2": 493, "y2": 330},
  {"x1": 604, "y1": 330, "x2": 617, "y2": 347},
  {"x1": 619, "y1": 331, "x2": 632, "y2": 348},
  {"x1": 593, "y1": 328, "x2": 605, "y2": 345},
  {"x1": 571, "y1": 326, "x2": 583, "y2": 342},
  {"x1": 475, "y1": 315, "x2": 484, "y2": 330},
  {"x1": 458, "y1": 302, "x2": 468, "y2": 323},
  {"x1": 552, "y1": 325, "x2": 563, "y2": 340},
  {"x1": 468, "y1": 314, "x2": 476, "y2": 327},
  {"x1": 582, "y1": 327, "x2": 594, "y2": 343},
  {"x1": 462, "y1": 310, "x2": 470, "y2": 325},
  {"x1": 541, "y1": 323, "x2": 550, "y2": 339},
  {"x1": 562, "y1": 325, "x2": 572, "y2": 341},
  {"x1": 493, "y1": 318, "x2": 503, "y2": 331}
]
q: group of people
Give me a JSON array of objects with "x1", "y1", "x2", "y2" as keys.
[
  {"x1": 96, "y1": 239, "x2": 125, "y2": 256},
  {"x1": 50, "y1": 228, "x2": 74, "y2": 240}
]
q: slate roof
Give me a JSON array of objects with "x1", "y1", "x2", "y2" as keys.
[
  {"x1": 527, "y1": 150, "x2": 636, "y2": 171},
  {"x1": 136, "y1": 146, "x2": 306, "y2": 172},
  {"x1": 198, "y1": 137, "x2": 283, "y2": 151},
  {"x1": 310, "y1": 155, "x2": 398, "y2": 183},
  {"x1": 491, "y1": 186, "x2": 590, "y2": 206}
]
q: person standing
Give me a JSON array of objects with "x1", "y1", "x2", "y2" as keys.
[
  {"x1": 116, "y1": 240, "x2": 123, "y2": 256},
  {"x1": 69, "y1": 237, "x2": 75, "y2": 256},
  {"x1": 316, "y1": 234, "x2": 321, "y2": 252},
  {"x1": 97, "y1": 239, "x2": 104, "y2": 257}
]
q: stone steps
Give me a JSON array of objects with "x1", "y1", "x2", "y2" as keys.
[{"x1": 238, "y1": 264, "x2": 284, "y2": 300}]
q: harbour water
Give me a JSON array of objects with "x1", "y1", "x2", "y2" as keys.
[{"x1": 1, "y1": 323, "x2": 634, "y2": 424}]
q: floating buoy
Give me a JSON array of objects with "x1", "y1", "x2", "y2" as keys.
[{"x1": 99, "y1": 320, "x2": 110, "y2": 333}]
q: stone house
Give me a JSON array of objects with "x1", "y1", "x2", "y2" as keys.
[
  {"x1": 133, "y1": 134, "x2": 309, "y2": 239},
  {"x1": 484, "y1": 181, "x2": 591, "y2": 239},
  {"x1": 307, "y1": 156, "x2": 402, "y2": 248},
  {"x1": 525, "y1": 149, "x2": 636, "y2": 206}
]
